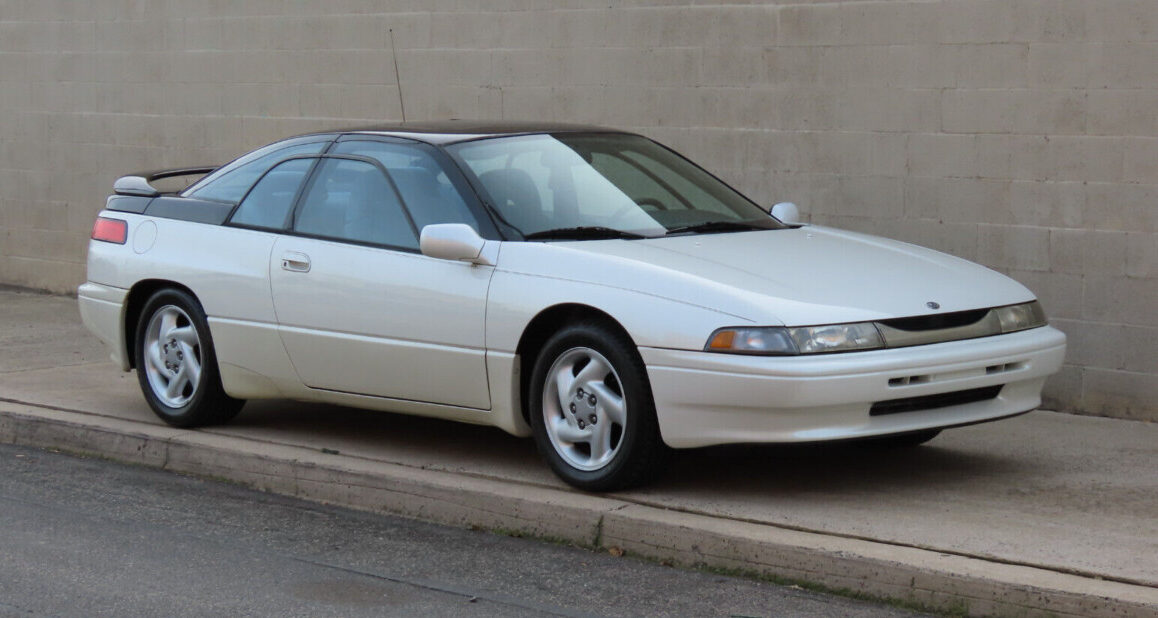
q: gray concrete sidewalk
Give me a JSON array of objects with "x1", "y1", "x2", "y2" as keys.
[{"x1": 1, "y1": 289, "x2": 1156, "y2": 616}]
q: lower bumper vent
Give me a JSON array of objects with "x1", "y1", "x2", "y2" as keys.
[{"x1": 870, "y1": 385, "x2": 1003, "y2": 417}]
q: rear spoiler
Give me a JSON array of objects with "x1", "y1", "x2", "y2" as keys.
[{"x1": 113, "y1": 166, "x2": 218, "y2": 197}]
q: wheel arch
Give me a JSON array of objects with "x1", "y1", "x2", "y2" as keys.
[
  {"x1": 513, "y1": 303, "x2": 639, "y2": 425},
  {"x1": 123, "y1": 279, "x2": 200, "y2": 369}
]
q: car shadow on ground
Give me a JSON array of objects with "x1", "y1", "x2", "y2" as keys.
[
  {"x1": 227, "y1": 400, "x2": 1033, "y2": 498},
  {"x1": 655, "y1": 440, "x2": 1032, "y2": 497}
]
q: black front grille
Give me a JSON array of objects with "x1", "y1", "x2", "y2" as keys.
[
  {"x1": 878, "y1": 308, "x2": 990, "y2": 332},
  {"x1": 870, "y1": 385, "x2": 1003, "y2": 416}
]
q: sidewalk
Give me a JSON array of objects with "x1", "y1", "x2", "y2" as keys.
[{"x1": 1, "y1": 289, "x2": 1155, "y2": 616}]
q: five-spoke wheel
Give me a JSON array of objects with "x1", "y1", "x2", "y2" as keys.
[
  {"x1": 142, "y1": 304, "x2": 202, "y2": 408},
  {"x1": 542, "y1": 347, "x2": 628, "y2": 472},
  {"x1": 135, "y1": 289, "x2": 243, "y2": 427},
  {"x1": 530, "y1": 322, "x2": 665, "y2": 491}
]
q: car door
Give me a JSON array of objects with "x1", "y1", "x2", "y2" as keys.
[
  {"x1": 268, "y1": 151, "x2": 494, "y2": 409},
  {"x1": 188, "y1": 154, "x2": 321, "y2": 392}
]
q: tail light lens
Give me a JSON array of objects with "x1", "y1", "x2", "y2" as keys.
[{"x1": 91, "y1": 217, "x2": 128, "y2": 244}]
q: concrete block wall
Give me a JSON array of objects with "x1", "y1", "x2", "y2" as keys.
[{"x1": 0, "y1": 0, "x2": 1154, "y2": 420}]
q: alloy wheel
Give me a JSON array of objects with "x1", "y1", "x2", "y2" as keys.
[
  {"x1": 142, "y1": 304, "x2": 203, "y2": 408},
  {"x1": 541, "y1": 347, "x2": 628, "y2": 471}
]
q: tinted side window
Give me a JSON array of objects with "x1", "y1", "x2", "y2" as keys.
[
  {"x1": 187, "y1": 141, "x2": 327, "y2": 204},
  {"x1": 294, "y1": 159, "x2": 418, "y2": 250},
  {"x1": 331, "y1": 140, "x2": 480, "y2": 232},
  {"x1": 229, "y1": 158, "x2": 313, "y2": 229}
]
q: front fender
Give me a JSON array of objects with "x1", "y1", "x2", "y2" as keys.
[{"x1": 485, "y1": 269, "x2": 751, "y2": 354}]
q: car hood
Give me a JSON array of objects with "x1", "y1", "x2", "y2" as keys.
[{"x1": 506, "y1": 226, "x2": 1035, "y2": 326}]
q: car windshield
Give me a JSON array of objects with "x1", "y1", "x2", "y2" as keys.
[{"x1": 446, "y1": 133, "x2": 785, "y2": 239}]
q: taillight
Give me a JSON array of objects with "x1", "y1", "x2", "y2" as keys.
[{"x1": 91, "y1": 217, "x2": 128, "y2": 244}]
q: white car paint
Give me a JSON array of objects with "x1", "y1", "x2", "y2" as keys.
[
  {"x1": 77, "y1": 124, "x2": 1066, "y2": 464},
  {"x1": 513, "y1": 227, "x2": 1035, "y2": 327},
  {"x1": 80, "y1": 208, "x2": 1066, "y2": 448},
  {"x1": 268, "y1": 234, "x2": 493, "y2": 409},
  {"x1": 642, "y1": 327, "x2": 1064, "y2": 447}
]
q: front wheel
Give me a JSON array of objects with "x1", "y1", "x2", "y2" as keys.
[
  {"x1": 134, "y1": 289, "x2": 244, "y2": 428},
  {"x1": 529, "y1": 322, "x2": 666, "y2": 491}
]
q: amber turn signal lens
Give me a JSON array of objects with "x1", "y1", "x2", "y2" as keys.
[{"x1": 708, "y1": 330, "x2": 736, "y2": 349}]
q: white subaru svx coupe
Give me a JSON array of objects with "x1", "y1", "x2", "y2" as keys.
[{"x1": 79, "y1": 122, "x2": 1066, "y2": 490}]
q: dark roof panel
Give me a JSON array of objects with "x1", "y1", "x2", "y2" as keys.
[{"x1": 322, "y1": 120, "x2": 626, "y2": 144}]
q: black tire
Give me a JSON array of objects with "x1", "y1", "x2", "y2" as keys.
[
  {"x1": 134, "y1": 288, "x2": 244, "y2": 428},
  {"x1": 858, "y1": 429, "x2": 942, "y2": 448},
  {"x1": 529, "y1": 321, "x2": 667, "y2": 491}
]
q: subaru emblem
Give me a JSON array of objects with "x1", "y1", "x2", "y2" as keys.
[{"x1": 926, "y1": 301, "x2": 941, "y2": 310}]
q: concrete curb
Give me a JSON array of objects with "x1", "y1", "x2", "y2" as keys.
[{"x1": 2, "y1": 401, "x2": 1155, "y2": 618}]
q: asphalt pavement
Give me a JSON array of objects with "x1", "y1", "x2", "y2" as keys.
[
  {"x1": 1, "y1": 288, "x2": 1156, "y2": 616},
  {"x1": 0, "y1": 442, "x2": 921, "y2": 617}
]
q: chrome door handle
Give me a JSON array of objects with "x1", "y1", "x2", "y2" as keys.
[{"x1": 280, "y1": 252, "x2": 311, "y2": 273}]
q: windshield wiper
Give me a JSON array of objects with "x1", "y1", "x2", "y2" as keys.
[
  {"x1": 522, "y1": 226, "x2": 647, "y2": 241},
  {"x1": 665, "y1": 220, "x2": 769, "y2": 235}
]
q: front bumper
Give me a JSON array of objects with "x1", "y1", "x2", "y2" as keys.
[
  {"x1": 78, "y1": 281, "x2": 130, "y2": 371},
  {"x1": 641, "y1": 325, "x2": 1066, "y2": 448}
]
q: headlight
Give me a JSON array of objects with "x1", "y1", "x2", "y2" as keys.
[
  {"x1": 995, "y1": 301, "x2": 1047, "y2": 333},
  {"x1": 707, "y1": 302, "x2": 1046, "y2": 356},
  {"x1": 789, "y1": 323, "x2": 884, "y2": 353},
  {"x1": 706, "y1": 323, "x2": 883, "y2": 355}
]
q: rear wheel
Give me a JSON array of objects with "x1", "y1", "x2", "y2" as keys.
[
  {"x1": 529, "y1": 322, "x2": 666, "y2": 491},
  {"x1": 134, "y1": 289, "x2": 244, "y2": 427}
]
